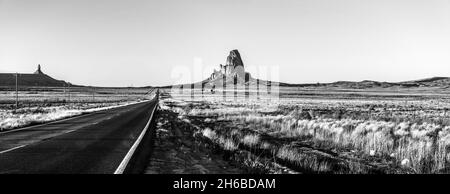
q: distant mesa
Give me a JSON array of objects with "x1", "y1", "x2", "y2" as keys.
[
  {"x1": 320, "y1": 76, "x2": 450, "y2": 89},
  {"x1": 279, "y1": 77, "x2": 450, "y2": 89},
  {"x1": 0, "y1": 65, "x2": 72, "y2": 87}
]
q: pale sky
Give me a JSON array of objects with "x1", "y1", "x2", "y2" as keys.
[{"x1": 1, "y1": 0, "x2": 450, "y2": 87}]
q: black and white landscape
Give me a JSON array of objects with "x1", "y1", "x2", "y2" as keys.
[{"x1": 0, "y1": 0, "x2": 450, "y2": 175}]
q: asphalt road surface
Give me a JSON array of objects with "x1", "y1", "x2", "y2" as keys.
[{"x1": 0, "y1": 99, "x2": 157, "y2": 174}]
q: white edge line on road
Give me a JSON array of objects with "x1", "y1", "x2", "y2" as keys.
[
  {"x1": 114, "y1": 99, "x2": 158, "y2": 174},
  {"x1": 0, "y1": 145, "x2": 27, "y2": 154},
  {"x1": 63, "y1": 129, "x2": 77, "y2": 134},
  {"x1": 0, "y1": 99, "x2": 152, "y2": 136}
]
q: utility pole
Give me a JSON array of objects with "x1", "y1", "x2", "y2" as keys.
[
  {"x1": 63, "y1": 83, "x2": 66, "y2": 103},
  {"x1": 92, "y1": 87, "x2": 95, "y2": 102},
  {"x1": 68, "y1": 82, "x2": 71, "y2": 106},
  {"x1": 15, "y1": 73, "x2": 18, "y2": 110}
]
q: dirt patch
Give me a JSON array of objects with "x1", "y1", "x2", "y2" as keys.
[{"x1": 145, "y1": 107, "x2": 246, "y2": 174}]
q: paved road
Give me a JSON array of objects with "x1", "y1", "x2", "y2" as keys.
[{"x1": 0, "y1": 99, "x2": 157, "y2": 174}]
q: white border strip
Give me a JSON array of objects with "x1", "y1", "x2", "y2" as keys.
[
  {"x1": 0, "y1": 145, "x2": 26, "y2": 154},
  {"x1": 114, "y1": 98, "x2": 158, "y2": 174}
]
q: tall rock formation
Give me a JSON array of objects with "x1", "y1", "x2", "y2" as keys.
[
  {"x1": 34, "y1": 64, "x2": 44, "y2": 74},
  {"x1": 209, "y1": 49, "x2": 249, "y2": 83},
  {"x1": 225, "y1": 49, "x2": 244, "y2": 70}
]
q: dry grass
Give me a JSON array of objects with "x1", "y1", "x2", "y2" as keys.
[{"x1": 162, "y1": 89, "x2": 450, "y2": 174}]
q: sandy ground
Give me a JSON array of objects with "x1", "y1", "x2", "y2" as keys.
[{"x1": 145, "y1": 108, "x2": 245, "y2": 174}]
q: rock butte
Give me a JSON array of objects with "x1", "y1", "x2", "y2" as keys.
[
  {"x1": 0, "y1": 65, "x2": 70, "y2": 87},
  {"x1": 208, "y1": 49, "x2": 252, "y2": 85}
]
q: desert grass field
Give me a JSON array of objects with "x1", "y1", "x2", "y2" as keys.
[
  {"x1": 0, "y1": 86, "x2": 154, "y2": 131},
  {"x1": 158, "y1": 86, "x2": 450, "y2": 174},
  {"x1": 0, "y1": 86, "x2": 153, "y2": 107}
]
